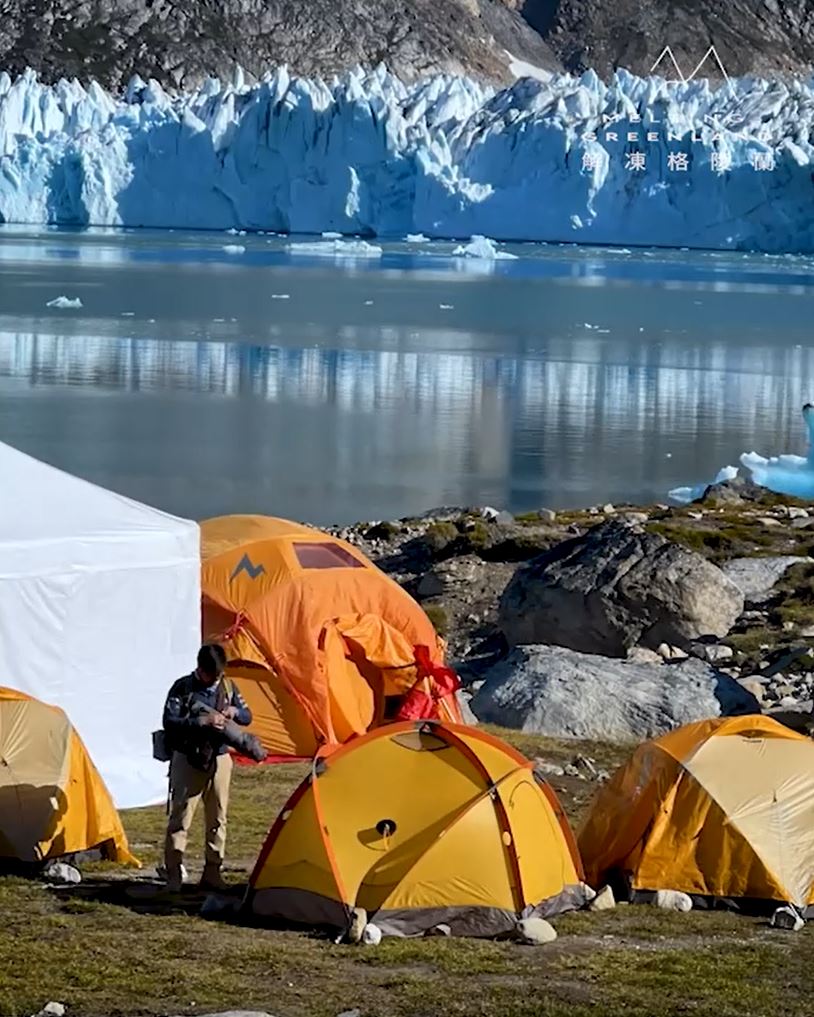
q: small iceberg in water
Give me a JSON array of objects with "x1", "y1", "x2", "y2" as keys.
[
  {"x1": 452, "y1": 235, "x2": 517, "y2": 260},
  {"x1": 740, "y1": 404, "x2": 814, "y2": 500},
  {"x1": 668, "y1": 465, "x2": 739, "y2": 505},
  {"x1": 46, "y1": 295, "x2": 83, "y2": 309}
]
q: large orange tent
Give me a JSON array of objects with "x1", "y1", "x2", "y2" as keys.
[
  {"x1": 246, "y1": 720, "x2": 587, "y2": 937},
  {"x1": 200, "y1": 515, "x2": 462, "y2": 760},
  {"x1": 0, "y1": 687, "x2": 137, "y2": 867},
  {"x1": 578, "y1": 715, "x2": 814, "y2": 914}
]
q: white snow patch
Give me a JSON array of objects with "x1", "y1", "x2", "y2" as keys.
[
  {"x1": 452, "y1": 235, "x2": 517, "y2": 260},
  {"x1": 46, "y1": 296, "x2": 82, "y2": 309},
  {"x1": 506, "y1": 51, "x2": 553, "y2": 83},
  {"x1": 222, "y1": 244, "x2": 246, "y2": 254}
]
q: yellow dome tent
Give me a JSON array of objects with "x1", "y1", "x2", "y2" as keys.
[
  {"x1": 201, "y1": 515, "x2": 462, "y2": 761},
  {"x1": 578, "y1": 715, "x2": 814, "y2": 913},
  {"x1": 246, "y1": 720, "x2": 587, "y2": 937},
  {"x1": 0, "y1": 687, "x2": 137, "y2": 867}
]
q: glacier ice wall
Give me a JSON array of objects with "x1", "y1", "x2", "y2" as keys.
[{"x1": 0, "y1": 63, "x2": 813, "y2": 250}]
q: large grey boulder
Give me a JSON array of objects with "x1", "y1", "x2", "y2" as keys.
[
  {"x1": 499, "y1": 520, "x2": 744, "y2": 657},
  {"x1": 470, "y1": 645, "x2": 760, "y2": 742}
]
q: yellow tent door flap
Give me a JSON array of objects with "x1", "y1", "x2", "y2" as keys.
[{"x1": 246, "y1": 720, "x2": 588, "y2": 937}]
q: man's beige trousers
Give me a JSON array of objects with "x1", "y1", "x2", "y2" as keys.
[{"x1": 164, "y1": 750, "x2": 232, "y2": 874}]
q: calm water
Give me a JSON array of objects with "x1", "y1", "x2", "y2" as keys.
[{"x1": 1, "y1": 226, "x2": 813, "y2": 525}]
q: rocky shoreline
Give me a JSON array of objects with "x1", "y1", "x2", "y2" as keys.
[{"x1": 326, "y1": 475, "x2": 814, "y2": 742}]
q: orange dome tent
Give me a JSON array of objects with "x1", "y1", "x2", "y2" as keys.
[{"x1": 200, "y1": 515, "x2": 462, "y2": 760}]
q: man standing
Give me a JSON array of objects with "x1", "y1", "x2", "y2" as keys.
[{"x1": 162, "y1": 643, "x2": 252, "y2": 892}]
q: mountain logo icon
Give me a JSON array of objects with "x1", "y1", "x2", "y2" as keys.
[
  {"x1": 230, "y1": 554, "x2": 266, "y2": 581},
  {"x1": 649, "y1": 45, "x2": 733, "y2": 88}
]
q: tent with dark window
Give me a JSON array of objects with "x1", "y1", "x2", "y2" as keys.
[{"x1": 200, "y1": 515, "x2": 462, "y2": 760}]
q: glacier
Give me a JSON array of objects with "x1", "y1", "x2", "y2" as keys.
[{"x1": 0, "y1": 63, "x2": 813, "y2": 249}]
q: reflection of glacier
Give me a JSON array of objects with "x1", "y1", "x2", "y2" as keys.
[{"x1": 3, "y1": 329, "x2": 814, "y2": 519}]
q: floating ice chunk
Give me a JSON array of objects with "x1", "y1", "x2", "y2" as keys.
[
  {"x1": 321, "y1": 231, "x2": 343, "y2": 239},
  {"x1": 406, "y1": 233, "x2": 429, "y2": 243},
  {"x1": 121, "y1": 311, "x2": 135, "y2": 316},
  {"x1": 226, "y1": 228, "x2": 240, "y2": 235},
  {"x1": 453, "y1": 235, "x2": 517, "y2": 260},
  {"x1": 271, "y1": 293, "x2": 290, "y2": 299},
  {"x1": 440, "y1": 304, "x2": 454, "y2": 309},
  {"x1": 288, "y1": 239, "x2": 383, "y2": 258},
  {"x1": 364, "y1": 300, "x2": 374, "y2": 305},
  {"x1": 668, "y1": 465, "x2": 739, "y2": 505},
  {"x1": 222, "y1": 244, "x2": 246, "y2": 254},
  {"x1": 741, "y1": 405, "x2": 814, "y2": 499},
  {"x1": 46, "y1": 296, "x2": 82, "y2": 309}
]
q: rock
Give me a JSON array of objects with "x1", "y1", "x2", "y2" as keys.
[
  {"x1": 470, "y1": 645, "x2": 760, "y2": 742},
  {"x1": 657, "y1": 643, "x2": 689, "y2": 661},
  {"x1": 167, "y1": 1013, "x2": 278, "y2": 1017},
  {"x1": 721, "y1": 556, "x2": 812, "y2": 604},
  {"x1": 515, "y1": 917, "x2": 557, "y2": 945},
  {"x1": 495, "y1": 511, "x2": 515, "y2": 527},
  {"x1": 41, "y1": 861, "x2": 81, "y2": 884},
  {"x1": 621, "y1": 512, "x2": 649, "y2": 524},
  {"x1": 336, "y1": 1011, "x2": 362, "y2": 1017},
  {"x1": 456, "y1": 690, "x2": 479, "y2": 726},
  {"x1": 690, "y1": 643, "x2": 734, "y2": 664},
  {"x1": 771, "y1": 906, "x2": 805, "y2": 931},
  {"x1": 653, "y1": 890, "x2": 693, "y2": 912},
  {"x1": 481, "y1": 506, "x2": 501, "y2": 520},
  {"x1": 756, "y1": 517, "x2": 783, "y2": 527},
  {"x1": 699, "y1": 476, "x2": 767, "y2": 505},
  {"x1": 579, "y1": 882, "x2": 597, "y2": 903},
  {"x1": 416, "y1": 572, "x2": 446, "y2": 599},
  {"x1": 347, "y1": 907, "x2": 367, "y2": 944},
  {"x1": 33, "y1": 1006, "x2": 66, "y2": 1017},
  {"x1": 791, "y1": 518, "x2": 814, "y2": 529},
  {"x1": 763, "y1": 647, "x2": 814, "y2": 678},
  {"x1": 537, "y1": 509, "x2": 557, "y2": 523},
  {"x1": 589, "y1": 886, "x2": 616, "y2": 911},
  {"x1": 362, "y1": 923, "x2": 382, "y2": 945},
  {"x1": 602, "y1": 503, "x2": 615, "y2": 514},
  {"x1": 737, "y1": 678, "x2": 765, "y2": 703},
  {"x1": 788, "y1": 507, "x2": 809, "y2": 519},
  {"x1": 533, "y1": 759, "x2": 565, "y2": 778},
  {"x1": 626, "y1": 645, "x2": 663, "y2": 665},
  {"x1": 499, "y1": 521, "x2": 744, "y2": 657}
]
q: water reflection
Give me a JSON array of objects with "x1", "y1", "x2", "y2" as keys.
[{"x1": 1, "y1": 328, "x2": 812, "y2": 524}]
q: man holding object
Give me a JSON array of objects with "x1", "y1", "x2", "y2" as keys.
[{"x1": 162, "y1": 643, "x2": 252, "y2": 892}]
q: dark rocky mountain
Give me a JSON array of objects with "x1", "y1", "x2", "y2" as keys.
[{"x1": 0, "y1": 0, "x2": 809, "y2": 92}]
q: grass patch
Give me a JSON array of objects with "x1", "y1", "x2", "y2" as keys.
[{"x1": 423, "y1": 602, "x2": 449, "y2": 636}]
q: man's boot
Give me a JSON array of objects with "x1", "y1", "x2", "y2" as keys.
[
  {"x1": 164, "y1": 863, "x2": 184, "y2": 893},
  {"x1": 199, "y1": 861, "x2": 228, "y2": 891}
]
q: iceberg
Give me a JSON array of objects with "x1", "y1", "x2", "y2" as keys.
[
  {"x1": 740, "y1": 405, "x2": 814, "y2": 500},
  {"x1": 0, "y1": 64, "x2": 812, "y2": 250},
  {"x1": 452, "y1": 235, "x2": 518, "y2": 260},
  {"x1": 46, "y1": 295, "x2": 83, "y2": 308},
  {"x1": 668, "y1": 465, "x2": 739, "y2": 505}
]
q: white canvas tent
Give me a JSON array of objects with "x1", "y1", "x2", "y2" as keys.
[{"x1": 0, "y1": 442, "x2": 200, "y2": 808}]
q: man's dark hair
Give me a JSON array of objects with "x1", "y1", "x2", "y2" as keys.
[{"x1": 197, "y1": 643, "x2": 227, "y2": 678}]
